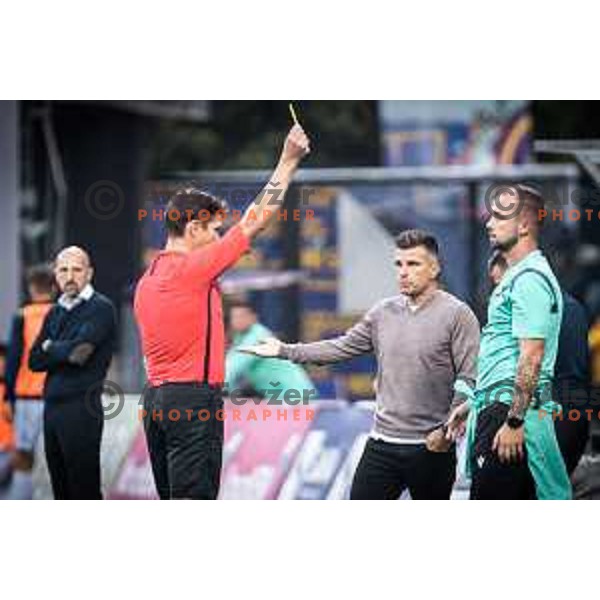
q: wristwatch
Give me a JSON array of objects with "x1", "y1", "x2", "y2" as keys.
[{"x1": 506, "y1": 415, "x2": 525, "y2": 429}]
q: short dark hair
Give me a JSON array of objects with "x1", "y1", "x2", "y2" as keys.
[
  {"x1": 164, "y1": 187, "x2": 227, "y2": 237},
  {"x1": 395, "y1": 229, "x2": 440, "y2": 257},
  {"x1": 0, "y1": 342, "x2": 7, "y2": 357},
  {"x1": 26, "y1": 264, "x2": 55, "y2": 294},
  {"x1": 488, "y1": 249, "x2": 508, "y2": 273},
  {"x1": 228, "y1": 298, "x2": 255, "y2": 313}
]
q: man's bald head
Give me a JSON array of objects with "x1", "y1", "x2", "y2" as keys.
[
  {"x1": 55, "y1": 246, "x2": 92, "y2": 268},
  {"x1": 54, "y1": 246, "x2": 94, "y2": 298}
]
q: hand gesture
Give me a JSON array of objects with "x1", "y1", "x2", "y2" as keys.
[
  {"x1": 445, "y1": 402, "x2": 470, "y2": 441},
  {"x1": 238, "y1": 337, "x2": 283, "y2": 358},
  {"x1": 280, "y1": 124, "x2": 310, "y2": 165},
  {"x1": 493, "y1": 423, "x2": 525, "y2": 463},
  {"x1": 426, "y1": 426, "x2": 453, "y2": 453}
]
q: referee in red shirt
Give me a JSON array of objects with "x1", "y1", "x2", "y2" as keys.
[{"x1": 134, "y1": 124, "x2": 310, "y2": 499}]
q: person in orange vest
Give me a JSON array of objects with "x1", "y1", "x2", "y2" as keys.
[
  {"x1": 0, "y1": 343, "x2": 16, "y2": 498},
  {"x1": 590, "y1": 317, "x2": 600, "y2": 386},
  {"x1": 4, "y1": 266, "x2": 55, "y2": 499}
]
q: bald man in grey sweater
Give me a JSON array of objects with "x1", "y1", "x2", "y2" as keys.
[{"x1": 243, "y1": 230, "x2": 480, "y2": 499}]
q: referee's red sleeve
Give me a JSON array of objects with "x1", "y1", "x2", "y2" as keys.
[{"x1": 186, "y1": 224, "x2": 250, "y2": 280}]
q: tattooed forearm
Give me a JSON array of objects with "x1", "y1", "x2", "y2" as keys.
[{"x1": 509, "y1": 341, "x2": 544, "y2": 419}]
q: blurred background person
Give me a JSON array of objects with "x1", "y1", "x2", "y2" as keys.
[
  {"x1": 0, "y1": 343, "x2": 15, "y2": 499},
  {"x1": 4, "y1": 265, "x2": 54, "y2": 499},
  {"x1": 591, "y1": 319, "x2": 600, "y2": 387},
  {"x1": 226, "y1": 298, "x2": 317, "y2": 400},
  {"x1": 488, "y1": 250, "x2": 508, "y2": 289}
]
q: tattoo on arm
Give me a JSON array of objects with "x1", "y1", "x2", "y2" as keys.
[{"x1": 509, "y1": 346, "x2": 543, "y2": 419}]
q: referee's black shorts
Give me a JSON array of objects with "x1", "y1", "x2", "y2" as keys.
[{"x1": 142, "y1": 382, "x2": 224, "y2": 500}]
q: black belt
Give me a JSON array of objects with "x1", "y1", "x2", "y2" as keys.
[{"x1": 153, "y1": 381, "x2": 223, "y2": 392}]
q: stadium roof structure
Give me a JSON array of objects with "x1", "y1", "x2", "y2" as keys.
[
  {"x1": 71, "y1": 100, "x2": 211, "y2": 122},
  {"x1": 535, "y1": 139, "x2": 600, "y2": 188}
]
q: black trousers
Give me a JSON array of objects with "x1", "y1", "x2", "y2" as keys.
[
  {"x1": 554, "y1": 409, "x2": 590, "y2": 475},
  {"x1": 350, "y1": 438, "x2": 457, "y2": 500},
  {"x1": 470, "y1": 402, "x2": 536, "y2": 500},
  {"x1": 44, "y1": 395, "x2": 104, "y2": 500},
  {"x1": 143, "y1": 383, "x2": 224, "y2": 500}
]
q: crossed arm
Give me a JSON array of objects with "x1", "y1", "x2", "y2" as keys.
[{"x1": 29, "y1": 305, "x2": 116, "y2": 372}]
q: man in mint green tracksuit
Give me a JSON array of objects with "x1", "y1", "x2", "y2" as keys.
[
  {"x1": 447, "y1": 184, "x2": 571, "y2": 499},
  {"x1": 226, "y1": 300, "x2": 317, "y2": 401}
]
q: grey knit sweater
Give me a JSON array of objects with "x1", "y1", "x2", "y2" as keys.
[{"x1": 280, "y1": 290, "x2": 480, "y2": 440}]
